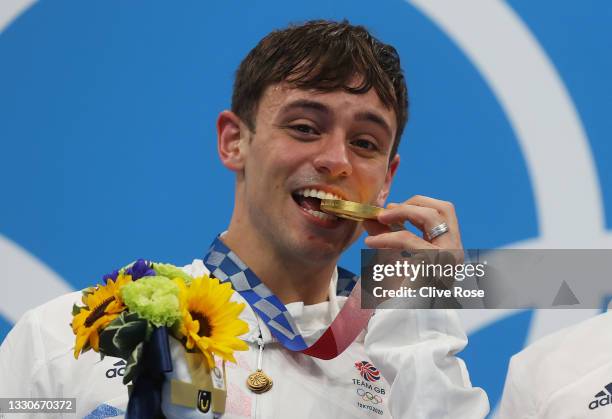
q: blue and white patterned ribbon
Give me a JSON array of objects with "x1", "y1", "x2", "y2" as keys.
[{"x1": 203, "y1": 235, "x2": 359, "y2": 352}]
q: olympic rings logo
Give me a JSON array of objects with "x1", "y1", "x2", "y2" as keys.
[{"x1": 356, "y1": 388, "x2": 383, "y2": 404}]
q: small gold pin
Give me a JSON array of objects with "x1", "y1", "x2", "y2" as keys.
[{"x1": 246, "y1": 370, "x2": 273, "y2": 394}]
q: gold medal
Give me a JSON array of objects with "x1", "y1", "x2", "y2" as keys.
[
  {"x1": 246, "y1": 369, "x2": 273, "y2": 393},
  {"x1": 320, "y1": 199, "x2": 383, "y2": 221}
]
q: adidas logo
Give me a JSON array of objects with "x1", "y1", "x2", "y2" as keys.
[
  {"x1": 105, "y1": 360, "x2": 126, "y2": 379},
  {"x1": 588, "y1": 383, "x2": 612, "y2": 410}
]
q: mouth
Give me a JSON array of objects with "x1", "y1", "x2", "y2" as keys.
[{"x1": 291, "y1": 188, "x2": 343, "y2": 223}]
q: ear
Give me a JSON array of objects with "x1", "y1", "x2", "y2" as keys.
[
  {"x1": 217, "y1": 110, "x2": 249, "y2": 172},
  {"x1": 375, "y1": 154, "x2": 400, "y2": 206}
]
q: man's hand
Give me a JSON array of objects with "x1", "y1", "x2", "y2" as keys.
[{"x1": 363, "y1": 195, "x2": 463, "y2": 253}]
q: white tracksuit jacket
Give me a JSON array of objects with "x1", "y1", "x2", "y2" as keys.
[
  {"x1": 0, "y1": 260, "x2": 489, "y2": 418},
  {"x1": 498, "y1": 311, "x2": 612, "y2": 419}
]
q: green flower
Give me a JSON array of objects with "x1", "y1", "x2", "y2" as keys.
[
  {"x1": 120, "y1": 276, "x2": 181, "y2": 327},
  {"x1": 153, "y1": 263, "x2": 193, "y2": 285}
]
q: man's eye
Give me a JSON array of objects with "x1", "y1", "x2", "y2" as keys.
[
  {"x1": 352, "y1": 139, "x2": 378, "y2": 151},
  {"x1": 290, "y1": 124, "x2": 319, "y2": 135}
]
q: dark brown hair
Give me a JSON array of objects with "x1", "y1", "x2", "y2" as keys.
[{"x1": 231, "y1": 20, "x2": 409, "y2": 158}]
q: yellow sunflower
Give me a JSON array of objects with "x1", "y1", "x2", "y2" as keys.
[
  {"x1": 175, "y1": 276, "x2": 249, "y2": 369},
  {"x1": 71, "y1": 273, "x2": 132, "y2": 358}
]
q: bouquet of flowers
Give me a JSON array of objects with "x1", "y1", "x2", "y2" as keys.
[{"x1": 71, "y1": 259, "x2": 249, "y2": 417}]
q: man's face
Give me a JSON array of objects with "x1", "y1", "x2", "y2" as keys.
[{"x1": 235, "y1": 83, "x2": 399, "y2": 264}]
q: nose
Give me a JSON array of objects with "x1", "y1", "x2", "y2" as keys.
[{"x1": 313, "y1": 134, "x2": 352, "y2": 178}]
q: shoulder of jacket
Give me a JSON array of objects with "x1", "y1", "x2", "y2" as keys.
[
  {"x1": 17, "y1": 290, "x2": 84, "y2": 331},
  {"x1": 507, "y1": 312, "x2": 612, "y2": 407},
  {"x1": 511, "y1": 311, "x2": 612, "y2": 368},
  {"x1": 1, "y1": 291, "x2": 84, "y2": 372}
]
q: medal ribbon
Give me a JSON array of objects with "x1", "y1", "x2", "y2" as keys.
[{"x1": 203, "y1": 236, "x2": 373, "y2": 360}]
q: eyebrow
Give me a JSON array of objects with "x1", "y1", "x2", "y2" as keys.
[{"x1": 280, "y1": 99, "x2": 330, "y2": 114}]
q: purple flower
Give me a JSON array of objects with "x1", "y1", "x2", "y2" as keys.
[
  {"x1": 125, "y1": 259, "x2": 155, "y2": 280},
  {"x1": 102, "y1": 269, "x2": 119, "y2": 284}
]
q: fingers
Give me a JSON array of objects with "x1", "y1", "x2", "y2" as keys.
[
  {"x1": 404, "y1": 195, "x2": 460, "y2": 236},
  {"x1": 363, "y1": 219, "x2": 391, "y2": 236},
  {"x1": 377, "y1": 204, "x2": 444, "y2": 233},
  {"x1": 364, "y1": 229, "x2": 437, "y2": 250},
  {"x1": 369, "y1": 195, "x2": 462, "y2": 250}
]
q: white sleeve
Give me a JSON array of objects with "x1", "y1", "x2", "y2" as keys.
[
  {"x1": 497, "y1": 355, "x2": 536, "y2": 419},
  {"x1": 364, "y1": 309, "x2": 489, "y2": 419},
  {"x1": 0, "y1": 309, "x2": 53, "y2": 398}
]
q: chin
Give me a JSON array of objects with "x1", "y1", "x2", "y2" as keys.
[{"x1": 290, "y1": 235, "x2": 347, "y2": 263}]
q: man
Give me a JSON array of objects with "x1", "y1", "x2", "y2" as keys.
[
  {"x1": 0, "y1": 20, "x2": 488, "y2": 418},
  {"x1": 498, "y1": 310, "x2": 612, "y2": 418}
]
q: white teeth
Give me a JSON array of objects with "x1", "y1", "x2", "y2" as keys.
[
  {"x1": 295, "y1": 188, "x2": 342, "y2": 200},
  {"x1": 305, "y1": 208, "x2": 337, "y2": 221}
]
